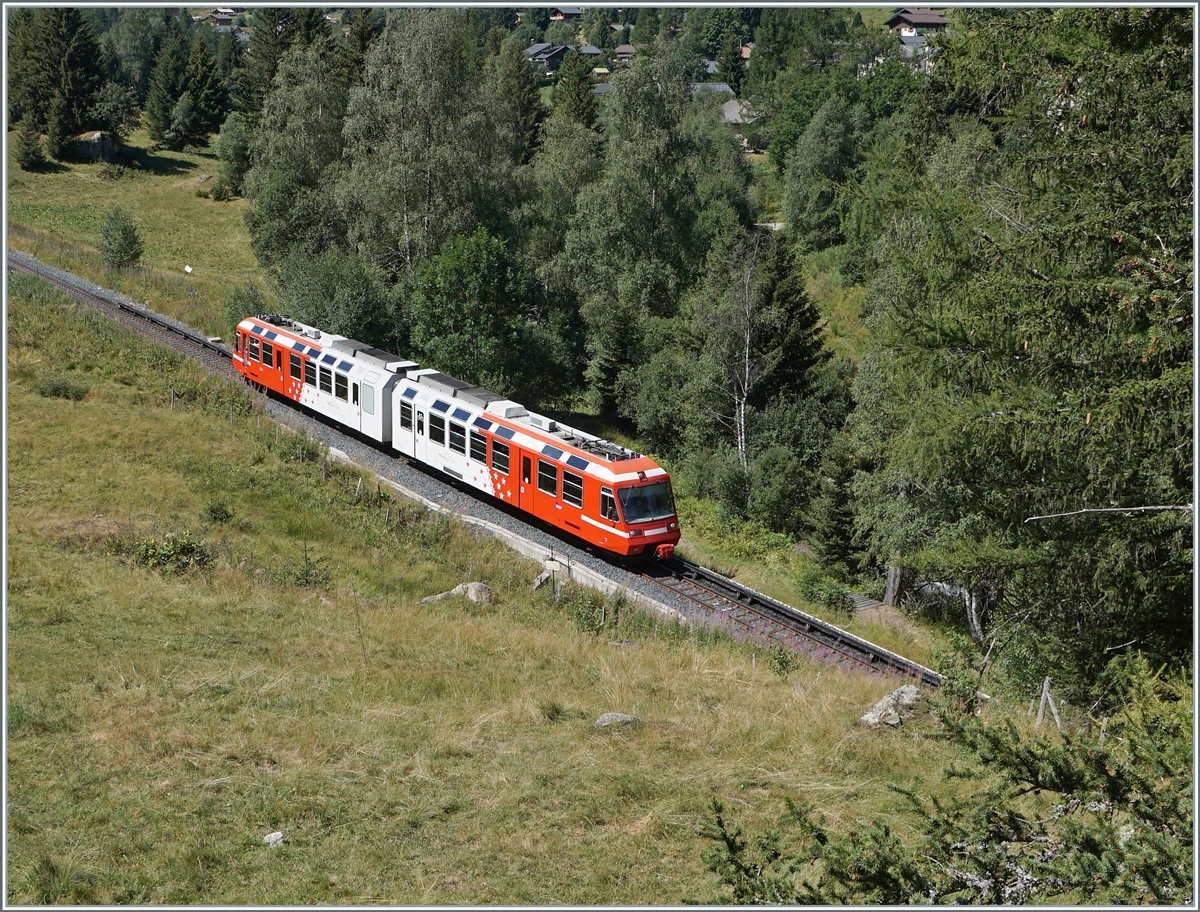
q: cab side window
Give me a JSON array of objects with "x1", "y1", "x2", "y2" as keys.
[{"x1": 601, "y1": 487, "x2": 619, "y2": 522}]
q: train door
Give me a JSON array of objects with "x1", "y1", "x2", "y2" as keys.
[
  {"x1": 394, "y1": 396, "x2": 417, "y2": 458},
  {"x1": 520, "y1": 454, "x2": 531, "y2": 511},
  {"x1": 534, "y1": 458, "x2": 560, "y2": 523},
  {"x1": 414, "y1": 409, "x2": 426, "y2": 464}
]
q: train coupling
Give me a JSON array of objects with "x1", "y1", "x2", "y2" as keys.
[{"x1": 655, "y1": 543, "x2": 675, "y2": 560}]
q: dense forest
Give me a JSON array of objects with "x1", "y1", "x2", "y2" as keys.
[{"x1": 7, "y1": 7, "x2": 1192, "y2": 902}]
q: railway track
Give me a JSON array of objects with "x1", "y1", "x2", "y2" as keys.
[
  {"x1": 7, "y1": 249, "x2": 235, "y2": 378},
  {"x1": 644, "y1": 557, "x2": 942, "y2": 688},
  {"x1": 9, "y1": 248, "x2": 941, "y2": 688}
]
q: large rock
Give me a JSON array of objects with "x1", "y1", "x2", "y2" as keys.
[
  {"x1": 859, "y1": 684, "x2": 924, "y2": 729},
  {"x1": 420, "y1": 582, "x2": 494, "y2": 605}
]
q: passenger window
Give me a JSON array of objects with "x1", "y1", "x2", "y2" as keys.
[
  {"x1": 319, "y1": 366, "x2": 333, "y2": 394},
  {"x1": 429, "y1": 414, "x2": 445, "y2": 445},
  {"x1": 335, "y1": 373, "x2": 348, "y2": 401},
  {"x1": 562, "y1": 470, "x2": 583, "y2": 508},
  {"x1": 417, "y1": 411, "x2": 425, "y2": 435},
  {"x1": 262, "y1": 342, "x2": 274, "y2": 368},
  {"x1": 469, "y1": 431, "x2": 487, "y2": 463},
  {"x1": 289, "y1": 353, "x2": 302, "y2": 380},
  {"x1": 400, "y1": 401, "x2": 413, "y2": 430},
  {"x1": 304, "y1": 360, "x2": 316, "y2": 386},
  {"x1": 491, "y1": 440, "x2": 510, "y2": 475},
  {"x1": 248, "y1": 337, "x2": 260, "y2": 361},
  {"x1": 352, "y1": 382, "x2": 359, "y2": 406},
  {"x1": 522, "y1": 456, "x2": 531, "y2": 485},
  {"x1": 361, "y1": 384, "x2": 373, "y2": 415},
  {"x1": 537, "y1": 460, "x2": 558, "y2": 497},
  {"x1": 449, "y1": 422, "x2": 466, "y2": 454},
  {"x1": 601, "y1": 487, "x2": 619, "y2": 522}
]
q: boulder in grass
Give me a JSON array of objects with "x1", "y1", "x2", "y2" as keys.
[
  {"x1": 420, "y1": 582, "x2": 494, "y2": 605},
  {"x1": 859, "y1": 684, "x2": 924, "y2": 729},
  {"x1": 596, "y1": 712, "x2": 639, "y2": 727}
]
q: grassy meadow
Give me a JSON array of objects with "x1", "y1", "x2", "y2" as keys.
[
  {"x1": 6, "y1": 126, "x2": 263, "y2": 340},
  {"x1": 5, "y1": 274, "x2": 969, "y2": 903}
]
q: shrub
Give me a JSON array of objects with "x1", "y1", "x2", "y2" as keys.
[
  {"x1": 215, "y1": 113, "x2": 251, "y2": 192},
  {"x1": 97, "y1": 207, "x2": 143, "y2": 269},
  {"x1": 134, "y1": 531, "x2": 214, "y2": 574},
  {"x1": 201, "y1": 501, "x2": 234, "y2": 524},
  {"x1": 97, "y1": 163, "x2": 138, "y2": 181},
  {"x1": 210, "y1": 182, "x2": 232, "y2": 202},
  {"x1": 797, "y1": 566, "x2": 854, "y2": 616},
  {"x1": 34, "y1": 376, "x2": 89, "y2": 401},
  {"x1": 276, "y1": 542, "x2": 331, "y2": 589},
  {"x1": 767, "y1": 643, "x2": 801, "y2": 679}
]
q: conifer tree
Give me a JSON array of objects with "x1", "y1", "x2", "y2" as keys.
[
  {"x1": 98, "y1": 207, "x2": 144, "y2": 269},
  {"x1": 716, "y1": 31, "x2": 744, "y2": 96},
  {"x1": 39, "y1": 8, "x2": 103, "y2": 137},
  {"x1": 145, "y1": 29, "x2": 188, "y2": 142},
  {"x1": 552, "y1": 49, "x2": 597, "y2": 128},
  {"x1": 44, "y1": 94, "x2": 71, "y2": 160},
  {"x1": 183, "y1": 36, "x2": 226, "y2": 136},
  {"x1": 6, "y1": 7, "x2": 48, "y2": 127},
  {"x1": 14, "y1": 116, "x2": 46, "y2": 171},
  {"x1": 491, "y1": 35, "x2": 546, "y2": 165},
  {"x1": 243, "y1": 7, "x2": 330, "y2": 113}
]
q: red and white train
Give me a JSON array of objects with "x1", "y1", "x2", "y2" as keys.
[{"x1": 233, "y1": 314, "x2": 681, "y2": 559}]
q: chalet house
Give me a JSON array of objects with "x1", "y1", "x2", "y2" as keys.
[
  {"x1": 525, "y1": 43, "x2": 570, "y2": 73},
  {"x1": 550, "y1": 8, "x2": 583, "y2": 22},
  {"x1": 208, "y1": 8, "x2": 243, "y2": 27},
  {"x1": 885, "y1": 8, "x2": 948, "y2": 36},
  {"x1": 613, "y1": 44, "x2": 638, "y2": 63}
]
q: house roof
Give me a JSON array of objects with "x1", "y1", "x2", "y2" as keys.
[
  {"x1": 899, "y1": 35, "x2": 928, "y2": 46},
  {"x1": 885, "y1": 8, "x2": 948, "y2": 29},
  {"x1": 690, "y1": 82, "x2": 734, "y2": 97},
  {"x1": 592, "y1": 82, "x2": 612, "y2": 96},
  {"x1": 721, "y1": 98, "x2": 758, "y2": 125},
  {"x1": 578, "y1": 45, "x2": 602, "y2": 56}
]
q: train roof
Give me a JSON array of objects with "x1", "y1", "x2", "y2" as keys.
[{"x1": 240, "y1": 314, "x2": 665, "y2": 482}]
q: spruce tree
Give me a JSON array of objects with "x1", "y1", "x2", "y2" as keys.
[
  {"x1": 491, "y1": 35, "x2": 546, "y2": 165},
  {"x1": 44, "y1": 94, "x2": 71, "y2": 160},
  {"x1": 6, "y1": 8, "x2": 49, "y2": 128},
  {"x1": 716, "y1": 31, "x2": 744, "y2": 96},
  {"x1": 14, "y1": 116, "x2": 46, "y2": 171},
  {"x1": 98, "y1": 207, "x2": 143, "y2": 269},
  {"x1": 39, "y1": 8, "x2": 103, "y2": 137},
  {"x1": 145, "y1": 29, "x2": 188, "y2": 142},
  {"x1": 183, "y1": 36, "x2": 226, "y2": 137},
  {"x1": 552, "y1": 49, "x2": 597, "y2": 128}
]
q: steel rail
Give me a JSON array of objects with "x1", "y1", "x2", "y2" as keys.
[
  {"x1": 7, "y1": 249, "x2": 235, "y2": 376},
  {"x1": 646, "y1": 557, "x2": 943, "y2": 688}
]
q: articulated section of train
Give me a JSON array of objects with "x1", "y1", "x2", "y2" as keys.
[{"x1": 233, "y1": 314, "x2": 681, "y2": 559}]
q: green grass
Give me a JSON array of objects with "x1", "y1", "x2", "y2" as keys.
[
  {"x1": 7, "y1": 127, "x2": 267, "y2": 340},
  {"x1": 5, "y1": 272, "x2": 972, "y2": 904}
]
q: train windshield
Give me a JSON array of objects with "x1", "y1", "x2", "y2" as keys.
[{"x1": 618, "y1": 481, "x2": 676, "y2": 524}]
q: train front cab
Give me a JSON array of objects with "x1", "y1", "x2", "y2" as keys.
[{"x1": 610, "y1": 475, "x2": 680, "y2": 559}]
